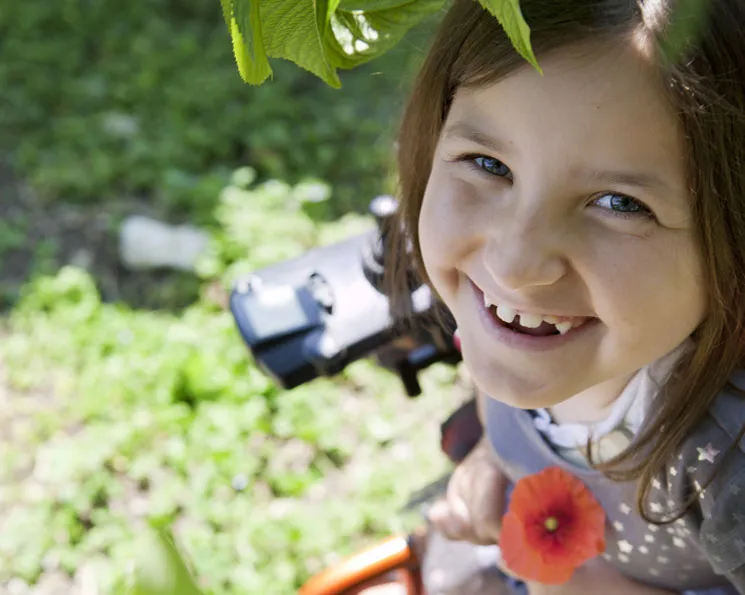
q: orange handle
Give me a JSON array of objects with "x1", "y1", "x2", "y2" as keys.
[{"x1": 299, "y1": 535, "x2": 418, "y2": 595}]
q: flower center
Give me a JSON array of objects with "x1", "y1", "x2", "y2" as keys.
[{"x1": 544, "y1": 516, "x2": 559, "y2": 532}]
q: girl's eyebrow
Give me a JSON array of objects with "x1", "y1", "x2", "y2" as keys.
[
  {"x1": 580, "y1": 167, "x2": 674, "y2": 195},
  {"x1": 442, "y1": 121, "x2": 512, "y2": 154}
]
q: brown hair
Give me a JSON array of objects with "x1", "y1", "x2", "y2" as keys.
[{"x1": 390, "y1": 0, "x2": 745, "y2": 521}]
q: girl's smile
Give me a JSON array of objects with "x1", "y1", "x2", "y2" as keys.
[
  {"x1": 418, "y1": 39, "x2": 707, "y2": 413},
  {"x1": 468, "y1": 277, "x2": 601, "y2": 353}
]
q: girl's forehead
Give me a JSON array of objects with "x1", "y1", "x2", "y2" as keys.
[
  {"x1": 446, "y1": 41, "x2": 685, "y2": 172},
  {"x1": 455, "y1": 40, "x2": 669, "y2": 122}
]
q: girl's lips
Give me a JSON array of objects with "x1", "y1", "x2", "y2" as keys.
[{"x1": 468, "y1": 281, "x2": 600, "y2": 353}]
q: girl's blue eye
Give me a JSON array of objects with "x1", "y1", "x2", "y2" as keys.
[
  {"x1": 469, "y1": 155, "x2": 512, "y2": 178},
  {"x1": 592, "y1": 193, "x2": 652, "y2": 219}
]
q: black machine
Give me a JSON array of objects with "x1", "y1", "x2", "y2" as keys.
[{"x1": 228, "y1": 195, "x2": 461, "y2": 397}]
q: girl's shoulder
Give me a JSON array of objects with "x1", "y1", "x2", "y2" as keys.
[
  {"x1": 666, "y1": 371, "x2": 745, "y2": 588},
  {"x1": 674, "y1": 369, "x2": 745, "y2": 477}
]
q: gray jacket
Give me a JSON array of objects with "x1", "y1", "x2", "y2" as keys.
[{"x1": 477, "y1": 375, "x2": 745, "y2": 594}]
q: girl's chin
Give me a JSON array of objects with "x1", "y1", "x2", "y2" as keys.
[
  {"x1": 469, "y1": 370, "x2": 562, "y2": 410},
  {"x1": 481, "y1": 388, "x2": 561, "y2": 411},
  {"x1": 463, "y1": 356, "x2": 577, "y2": 411}
]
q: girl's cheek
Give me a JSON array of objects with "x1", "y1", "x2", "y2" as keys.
[
  {"x1": 421, "y1": 163, "x2": 489, "y2": 266},
  {"x1": 421, "y1": 192, "x2": 463, "y2": 264}
]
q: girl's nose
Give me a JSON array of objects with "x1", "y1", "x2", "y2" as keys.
[{"x1": 483, "y1": 216, "x2": 567, "y2": 292}]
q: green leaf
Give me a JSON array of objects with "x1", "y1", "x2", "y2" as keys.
[
  {"x1": 339, "y1": 0, "x2": 428, "y2": 8},
  {"x1": 224, "y1": 0, "x2": 545, "y2": 88},
  {"x1": 478, "y1": 0, "x2": 541, "y2": 73},
  {"x1": 221, "y1": 0, "x2": 273, "y2": 84},
  {"x1": 226, "y1": 0, "x2": 446, "y2": 87},
  {"x1": 131, "y1": 528, "x2": 205, "y2": 595},
  {"x1": 333, "y1": 0, "x2": 447, "y2": 69},
  {"x1": 319, "y1": 0, "x2": 344, "y2": 44},
  {"x1": 257, "y1": 1, "x2": 341, "y2": 87}
]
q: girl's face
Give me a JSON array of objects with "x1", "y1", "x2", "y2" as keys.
[{"x1": 419, "y1": 41, "x2": 707, "y2": 410}]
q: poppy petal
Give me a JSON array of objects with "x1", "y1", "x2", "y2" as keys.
[
  {"x1": 532, "y1": 561, "x2": 576, "y2": 585},
  {"x1": 501, "y1": 511, "x2": 543, "y2": 578}
]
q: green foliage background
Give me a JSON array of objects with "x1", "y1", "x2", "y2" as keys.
[
  {"x1": 0, "y1": 0, "x2": 435, "y2": 221},
  {"x1": 0, "y1": 174, "x2": 458, "y2": 593},
  {"x1": 0, "y1": 1, "x2": 461, "y2": 593}
]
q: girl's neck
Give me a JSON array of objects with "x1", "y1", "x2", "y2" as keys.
[{"x1": 548, "y1": 373, "x2": 636, "y2": 425}]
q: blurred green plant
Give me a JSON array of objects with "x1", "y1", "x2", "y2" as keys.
[
  {"x1": 197, "y1": 166, "x2": 372, "y2": 284},
  {"x1": 0, "y1": 170, "x2": 455, "y2": 594}
]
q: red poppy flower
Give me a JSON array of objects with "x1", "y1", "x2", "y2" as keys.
[{"x1": 500, "y1": 466, "x2": 606, "y2": 584}]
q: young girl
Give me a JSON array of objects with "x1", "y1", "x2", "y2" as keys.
[{"x1": 387, "y1": 0, "x2": 745, "y2": 593}]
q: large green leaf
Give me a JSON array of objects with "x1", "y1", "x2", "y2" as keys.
[
  {"x1": 222, "y1": 0, "x2": 450, "y2": 86},
  {"x1": 221, "y1": 0, "x2": 541, "y2": 86},
  {"x1": 478, "y1": 0, "x2": 540, "y2": 72}
]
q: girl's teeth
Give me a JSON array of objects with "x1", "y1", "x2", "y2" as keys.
[
  {"x1": 485, "y1": 296, "x2": 585, "y2": 334},
  {"x1": 496, "y1": 304, "x2": 517, "y2": 324},
  {"x1": 516, "y1": 313, "x2": 543, "y2": 328},
  {"x1": 555, "y1": 321, "x2": 574, "y2": 335}
]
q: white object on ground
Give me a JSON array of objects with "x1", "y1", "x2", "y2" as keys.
[{"x1": 119, "y1": 215, "x2": 210, "y2": 272}]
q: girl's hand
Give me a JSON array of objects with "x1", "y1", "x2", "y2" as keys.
[{"x1": 427, "y1": 435, "x2": 508, "y2": 545}]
